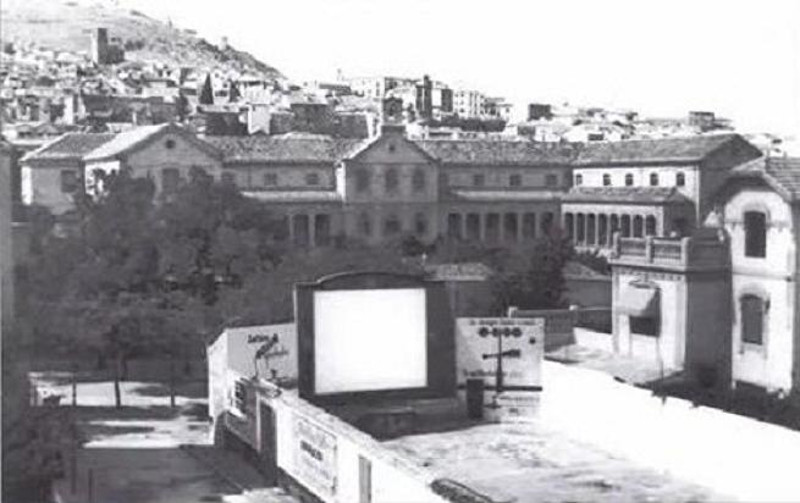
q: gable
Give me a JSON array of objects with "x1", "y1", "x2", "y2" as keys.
[
  {"x1": 348, "y1": 134, "x2": 435, "y2": 165},
  {"x1": 125, "y1": 131, "x2": 221, "y2": 169}
]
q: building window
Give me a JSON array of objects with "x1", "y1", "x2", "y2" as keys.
[
  {"x1": 221, "y1": 171, "x2": 236, "y2": 186},
  {"x1": 741, "y1": 294, "x2": 767, "y2": 345},
  {"x1": 744, "y1": 211, "x2": 767, "y2": 258},
  {"x1": 575, "y1": 174, "x2": 583, "y2": 186},
  {"x1": 165, "y1": 139, "x2": 176, "y2": 150},
  {"x1": 414, "y1": 213, "x2": 428, "y2": 236},
  {"x1": 385, "y1": 168, "x2": 399, "y2": 192},
  {"x1": 412, "y1": 169, "x2": 426, "y2": 192},
  {"x1": 545, "y1": 174, "x2": 558, "y2": 187},
  {"x1": 650, "y1": 173, "x2": 659, "y2": 186},
  {"x1": 676, "y1": 172, "x2": 686, "y2": 187},
  {"x1": 625, "y1": 173, "x2": 634, "y2": 186},
  {"x1": 60, "y1": 170, "x2": 78, "y2": 193},
  {"x1": 473, "y1": 174, "x2": 485, "y2": 187},
  {"x1": 509, "y1": 174, "x2": 522, "y2": 187},
  {"x1": 355, "y1": 168, "x2": 370, "y2": 193},
  {"x1": 162, "y1": 168, "x2": 180, "y2": 192},
  {"x1": 384, "y1": 215, "x2": 401, "y2": 236},
  {"x1": 603, "y1": 173, "x2": 611, "y2": 186},
  {"x1": 359, "y1": 213, "x2": 372, "y2": 237},
  {"x1": 263, "y1": 173, "x2": 278, "y2": 187},
  {"x1": 305, "y1": 172, "x2": 320, "y2": 186}
]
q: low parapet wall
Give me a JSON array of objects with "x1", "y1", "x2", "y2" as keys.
[{"x1": 222, "y1": 379, "x2": 486, "y2": 503}]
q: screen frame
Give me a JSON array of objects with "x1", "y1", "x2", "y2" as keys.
[{"x1": 295, "y1": 271, "x2": 456, "y2": 404}]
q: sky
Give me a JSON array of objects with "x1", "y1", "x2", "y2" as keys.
[{"x1": 117, "y1": 0, "x2": 800, "y2": 135}]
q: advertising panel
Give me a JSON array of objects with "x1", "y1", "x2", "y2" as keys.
[
  {"x1": 292, "y1": 414, "x2": 338, "y2": 499},
  {"x1": 456, "y1": 317, "x2": 545, "y2": 418}
]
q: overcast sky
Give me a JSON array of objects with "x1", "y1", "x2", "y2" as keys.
[{"x1": 119, "y1": 0, "x2": 800, "y2": 134}]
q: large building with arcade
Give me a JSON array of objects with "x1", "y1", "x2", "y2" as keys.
[{"x1": 20, "y1": 122, "x2": 761, "y2": 253}]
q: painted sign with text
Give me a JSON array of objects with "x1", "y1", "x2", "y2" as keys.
[
  {"x1": 292, "y1": 414, "x2": 337, "y2": 499},
  {"x1": 456, "y1": 317, "x2": 545, "y2": 391}
]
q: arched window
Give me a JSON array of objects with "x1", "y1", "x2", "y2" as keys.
[
  {"x1": 412, "y1": 168, "x2": 426, "y2": 192},
  {"x1": 602, "y1": 173, "x2": 611, "y2": 186},
  {"x1": 355, "y1": 168, "x2": 370, "y2": 193},
  {"x1": 676, "y1": 172, "x2": 686, "y2": 187},
  {"x1": 576, "y1": 213, "x2": 586, "y2": 242},
  {"x1": 645, "y1": 215, "x2": 657, "y2": 236},
  {"x1": 741, "y1": 294, "x2": 767, "y2": 345},
  {"x1": 744, "y1": 211, "x2": 767, "y2": 258},
  {"x1": 633, "y1": 215, "x2": 644, "y2": 237},
  {"x1": 625, "y1": 173, "x2": 634, "y2": 186},
  {"x1": 385, "y1": 168, "x2": 399, "y2": 192},
  {"x1": 649, "y1": 173, "x2": 659, "y2": 186},
  {"x1": 621, "y1": 215, "x2": 632, "y2": 237}
]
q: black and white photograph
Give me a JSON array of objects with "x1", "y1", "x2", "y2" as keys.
[{"x1": 1, "y1": 0, "x2": 800, "y2": 501}]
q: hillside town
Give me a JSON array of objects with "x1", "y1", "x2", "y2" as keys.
[{"x1": 3, "y1": 1, "x2": 800, "y2": 503}]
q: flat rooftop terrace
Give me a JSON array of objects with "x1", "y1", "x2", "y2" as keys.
[{"x1": 385, "y1": 421, "x2": 717, "y2": 503}]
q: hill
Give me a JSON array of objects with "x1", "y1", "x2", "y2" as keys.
[{"x1": 0, "y1": 0, "x2": 283, "y2": 80}]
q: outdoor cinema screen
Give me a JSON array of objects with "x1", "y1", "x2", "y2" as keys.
[{"x1": 313, "y1": 288, "x2": 428, "y2": 394}]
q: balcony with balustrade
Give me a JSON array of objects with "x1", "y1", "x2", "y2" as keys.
[{"x1": 608, "y1": 228, "x2": 729, "y2": 273}]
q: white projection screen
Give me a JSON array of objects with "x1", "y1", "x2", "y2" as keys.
[{"x1": 313, "y1": 288, "x2": 428, "y2": 394}]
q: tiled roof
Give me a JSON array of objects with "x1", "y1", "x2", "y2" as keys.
[
  {"x1": 415, "y1": 139, "x2": 580, "y2": 166},
  {"x1": 562, "y1": 186, "x2": 692, "y2": 204},
  {"x1": 205, "y1": 135, "x2": 365, "y2": 164},
  {"x1": 22, "y1": 133, "x2": 115, "y2": 162},
  {"x1": 448, "y1": 189, "x2": 563, "y2": 202},
  {"x1": 574, "y1": 133, "x2": 748, "y2": 166},
  {"x1": 83, "y1": 124, "x2": 170, "y2": 161},
  {"x1": 731, "y1": 156, "x2": 800, "y2": 201},
  {"x1": 241, "y1": 190, "x2": 342, "y2": 203}
]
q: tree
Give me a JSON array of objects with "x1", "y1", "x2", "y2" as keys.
[
  {"x1": 199, "y1": 74, "x2": 214, "y2": 106},
  {"x1": 487, "y1": 229, "x2": 574, "y2": 313}
]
